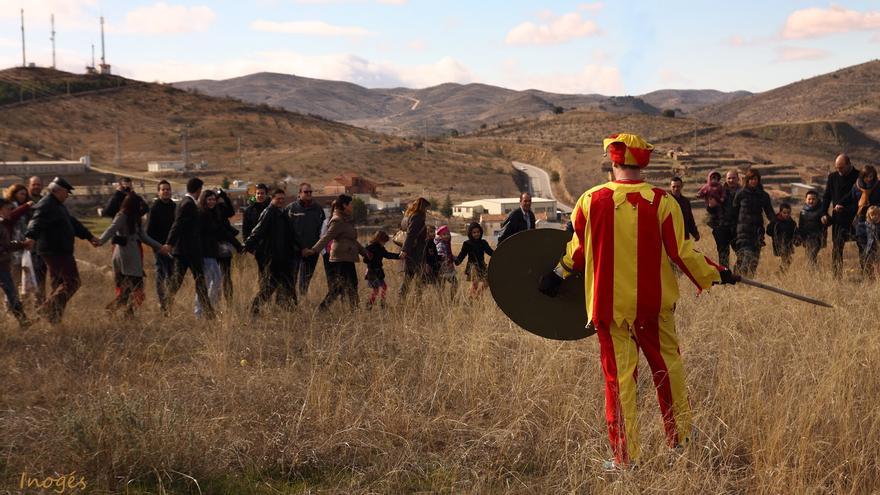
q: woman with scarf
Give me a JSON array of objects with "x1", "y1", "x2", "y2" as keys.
[
  {"x1": 844, "y1": 165, "x2": 880, "y2": 278},
  {"x1": 732, "y1": 168, "x2": 774, "y2": 277}
]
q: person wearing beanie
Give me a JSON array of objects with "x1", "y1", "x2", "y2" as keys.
[
  {"x1": 538, "y1": 133, "x2": 738, "y2": 471},
  {"x1": 434, "y1": 225, "x2": 458, "y2": 295}
]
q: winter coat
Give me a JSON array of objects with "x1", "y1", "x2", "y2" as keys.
[
  {"x1": 821, "y1": 167, "x2": 859, "y2": 228},
  {"x1": 697, "y1": 171, "x2": 725, "y2": 205},
  {"x1": 732, "y1": 185, "x2": 774, "y2": 250},
  {"x1": 0, "y1": 218, "x2": 27, "y2": 271},
  {"x1": 707, "y1": 185, "x2": 740, "y2": 230},
  {"x1": 244, "y1": 204, "x2": 300, "y2": 268},
  {"x1": 311, "y1": 213, "x2": 367, "y2": 263},
  {"x1": 146, "y1": 197, "x2": 176, "y2": 245},
  {"x1": 242, "y1": 199, "x2": 270, "y2": 241},
  {"x1": 424, "y1": 239, "x2": 440, "y2": 280},
  {"x1": 797, "y1": 204, "x2": 826, "y2": 247},
  {"x1": 287, "y1": 200, "x2": 326, "y2": 249},
  {"x1": 767, "y1": 215, "x2": 796, "y2": 257},
  {"x1": 199, "y1": 207, "x2": 241, "y2": 259},
  {"x1": 25, "y1": 193, "x2": 94, "y2": 257},
  {"x1": 166, "y1": 196, "x2": 202, "y2": 257},
  {"x1": 672, "y1": 193, "x2": 700, "y2": 241},
  {"x1": 867, "y1": 222, "x2": 880, "y2": 255},
  {"x1": 364, "y1": 243, "x2": 399, "y2": 281},
  {"x1": 845, "y1": 177, "x2": 880, "y2": 222},
  {"x1": 98, "y1": 212, "x2": 164, "y2": 277},
  {"x1": 455, "y1": 224, "x2": 494, "y2": 278},
  {"x1": 497, "y1": 207, "x2": 536, "y2": 243}
]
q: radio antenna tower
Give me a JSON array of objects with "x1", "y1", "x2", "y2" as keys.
[
  {"x1": 20, "y1": 9, "x2": 26, "y2": 67},
  {"x1": 50, "y1": 14, "x2": 56, "y2": 69},
  {"x1": 91, "y1": 44, "x2": 95, "y2": 67}
]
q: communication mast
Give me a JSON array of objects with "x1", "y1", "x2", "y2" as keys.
[
  {"x1": 98, "y1": 16, "x2": 111, "y2": 74},
  {"x1": 20, "y1": 9, "x2": 26, "y2": 67},
  {"x1": 50, "y1": 14, "x2": 56, "y2": 69}
]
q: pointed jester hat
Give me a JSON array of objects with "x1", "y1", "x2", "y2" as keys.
[{"x1": 603, "y1": 133, "x2": 654, "y2": 168}]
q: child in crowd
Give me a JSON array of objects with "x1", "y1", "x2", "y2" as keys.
[
  {"x1": 364, "y1": 230, "x2": 400, "y2": 308},
  {"x1": 697, "y1": 170, "x2": 725, "y2": 208},
  {"x1": 0, "y1": 198, "x2": 33, "y2": 327},
  {"x1": 423, "y1": 225, "x2": 440, "y2": 284},
  {"x1": 768, "y1": 203, "x2": 797, "y2": 273},
  {"x1": 864, "y1": 206, "x2": 880, "y2": 278},
  {"x1": 434, "y1": 225, "x2": 457, "y2": 292},
  {"x1": 455, "y1": 222, "x2": 494, "y2": 294},
  {"x1": 796, "y1": 190, "x2": 825, "y2": 266}
]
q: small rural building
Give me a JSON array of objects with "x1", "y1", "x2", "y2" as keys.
[
  {"x1": 453, "y1": 197, "x2": 556, "y2": 220},
  {"x1": 353, "y1": 193, "x2": 400, "y2": 211},
  {"x1": 147, "y1": 161, "x2": 185, "y2": 173},
  {"x1": 324, "y1": 173, "x2": 377, "y2": 196},
  {"x1": 0, "y1": 156, "x2": 90, "y2": 175}
]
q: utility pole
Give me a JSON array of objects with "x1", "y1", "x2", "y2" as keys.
[
  {"x1": 237, "y1": 136, "x2": 242, "y2": 171},
  {"x1": 114, "y1": 126, "x2": 121, "y2": 167},
  {"x1": 100, "y1": 16, "x2": 106, "y2": 68},
  {"x1": 91, "y1": 43, "x2": 95, "y2": 68},
  {"x1": 50, "y1": 14, "x2": 56, "y2": 69},
  {"x1": 20, "y1": 9, "x2": 26, "y2": 67}
]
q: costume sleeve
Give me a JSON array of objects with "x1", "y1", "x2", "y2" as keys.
[
  {"x1": 659, "y1": 194, "x2": 722, "y2": 288},
  {"x1": 556, "y1": 192, "x2": 590, "y2": 278}
]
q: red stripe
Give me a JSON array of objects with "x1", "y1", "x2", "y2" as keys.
[
  {"x1": 596, "y1": 321, "x2": 629, "y2": 464},
  {"x1": 661, "y1": 215, "x2": 700, "y2": 288},
  {"x1": 589, "y1": 188, "x2": 615, "y2": 325},
  {"x1": 635, "y1": 318, "x2": 678, "y2": 447},
  {"x1": 570, "y1": 206, "x2": 588, "y2": 272},
  {"x1": 636, "y1": 191, "x2": 662, "y2": 319}
]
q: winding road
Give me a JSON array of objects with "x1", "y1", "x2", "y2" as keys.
[{"x1": 513, "y1": 161, "x2": 573, "y2": 213}]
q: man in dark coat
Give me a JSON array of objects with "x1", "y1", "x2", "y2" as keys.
[
  {"x1": 102, "y1": 177, "x2": 149, "y2": 218},
  {"x1": 669, "y1": 177, "x2": 700, "y2": 241},
  {"x1": 24, "y1": 177, "x2": 99, "y2": 324},
  {"x1": 497, "y1": 192, "x2": 536, "y2": 244},
  {"x1": 821, "y1": 154, "x2": 859, "y2": 276},
  {"x1": 286, "y1": 182, "x2": 325, "y2": 295},
  {"x1": 162, "y1": 177, "x2": 214, "y2": 319},
  {"x1": 242, "y1": 183, "x2": 270, "y2": 242},
  {"x1": 146, "y1": 180, "x2": 176, "y2": 309},
  {"x1": 246, "y1": 189, "x2": 300, "y2": 314}
]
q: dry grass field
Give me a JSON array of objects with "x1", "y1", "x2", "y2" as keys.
[{"x1": 1, "y1": 226, "x2": 877, "y2": 494}]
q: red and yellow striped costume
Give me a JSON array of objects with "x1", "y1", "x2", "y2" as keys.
[{"x1": 557, "y1": 179, "x2": 723, "y2": 464}]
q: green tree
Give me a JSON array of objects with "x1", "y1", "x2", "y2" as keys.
[
  {"x1": 427, "y1": 197, "x2": 439, "y2": 210},
  {"x1": 550, "y1": 171, "x2": 560, "y2": 183},
  {"x1": 351, "y1": 197, "x2": 368, "y2": 224},
  {"x1": 553, "y1": 106, "x2": 564, "y2": 114},
  {"x1": 221, "y1": 177, "x2": 231, "y2": 189},
  {"x1": 662, "y1": 109, "x2": 676, "y2": 118},
  {"x1": 440, "y1": 194, "x2": 453, "y2": 218}
]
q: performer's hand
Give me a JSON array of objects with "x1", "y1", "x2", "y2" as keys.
[
  {"x1": 538, "y1": 271, "x2": 564, "y2": 297},
  {"x1": 21, "y1": 238, "x2": 34, "y2": 249},
  {"x1": 719, "y1": 269, "x2": 740, "y2": 285},
  {"x1": 89, "y1": 237, "x2": 100, "y2": 247},
  {"x1": 821, "y1": 215, "x2": 829, "y2": 226}
]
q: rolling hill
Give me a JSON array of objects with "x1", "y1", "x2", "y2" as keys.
[
  {"x1": 0, "y1": 67, "x2": 519, "y2": 200},
  {"x1": 693, "y1": 59, "x2": 880, "y2": 139},
  {"x1": 639, "y1": 89, "x2": 752, "y2": 114},
  {"x1": 174, "y1": 73, "x2": 670, "y2": 136}
]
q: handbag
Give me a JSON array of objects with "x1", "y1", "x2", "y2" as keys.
[{"x1": 392, "y1": 229, "x2": 407, "y2": 247}]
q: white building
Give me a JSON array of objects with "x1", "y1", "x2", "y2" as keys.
[
  {"x1": 353, "y1": 193, "x2": 400, "y2": 211},
  {"x1": 0, "y1": 156, "x2": 90, "y2": 175},
  {"x1": 147, "y1": 161, "x2": 185, "y2": 173},
  {"x1": 453, "y1": 197, "x2": 556, "y2": 219}
]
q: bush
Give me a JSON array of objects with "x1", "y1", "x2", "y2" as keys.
[
  {"x1": 553, "y1": 106, "x2": 564, "y2": 115},
  {"x1": 440, "y1": 194, "x2": 453, "y2": 218},
  {"x1": 663, "y1": 109, "x2": 676, "y2": 118},
  {"x1": 351, "y1": 197, "x2": 368, "y2": 223},
  {"x1": 550, "y1": 171, "x2": 560, "y2": 183}
]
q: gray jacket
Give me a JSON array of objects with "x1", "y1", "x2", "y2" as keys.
[
  {"x1": 286, "y1": 200, "x2": 326, "y2": 248},
  {"x1": 99, "y1": 213, "x2": 164, "y2": 277}
]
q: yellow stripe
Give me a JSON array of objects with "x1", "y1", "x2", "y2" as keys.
[{"x1": 657, "y1": 312, "x2": 691, "y2": 446}]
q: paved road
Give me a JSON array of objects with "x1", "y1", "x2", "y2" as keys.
[{"x1": 513, "y1": 161, "x2": 573, "y2": 213}]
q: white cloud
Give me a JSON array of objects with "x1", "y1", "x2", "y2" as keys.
[
  {"x1": 578, "y1": 2, "x2": 604, "y2": 12},
  {"x1": 250, "y1": 20, "x2": 373, "y2": 37},
  {"x1": 872, "y1": 32, "x2": 880, "y2": 43},
  {"x1": 377, "y1": 0, "x2": 407, "y2": 4},
  {"x1": 117, "y1": 3, "x2": 216, "y2": 35},
  {"x1": 782, "y1": 5, "x2": 880, "y2": 39},
  {"x1": 115, "y1": 52, "x2": 473, "y2": 88},
  {"x1": 501, "y1": 64, "x2": 623, "y2": 95},
  {"x1": 506, "y1": 12, "x2": 600, "y2": 45},
  {"x1": 775, "y1": 46, "x2": 831, "y2": 62},
  {"x1": 1, "y1": 0, "x2": 98, "y2": 30}
]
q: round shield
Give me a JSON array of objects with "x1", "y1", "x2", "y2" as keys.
[{"x1": 488, "y1": 228, "x2": 594, "y2": 340}]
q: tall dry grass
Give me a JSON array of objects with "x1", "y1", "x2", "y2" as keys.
[{"x1": 1, "y1": 234, "x2": 878, "y2": 494}]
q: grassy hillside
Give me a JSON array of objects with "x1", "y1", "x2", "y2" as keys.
[{"x1": 0, "y1": 67, "x2": 518, "y2": 200}]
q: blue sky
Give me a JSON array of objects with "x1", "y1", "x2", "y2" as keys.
[{"x1": 1, "y1": 1, "x2": 879, "y2": 95}]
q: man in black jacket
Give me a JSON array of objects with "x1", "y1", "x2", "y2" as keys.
[
  {"x1": 286, "y1": 182, "x2": 325, "y2": 295},
  {"x1": 821, "y1": 154, "x2": 859, "y2": 276},
  {"x1": 102, "y1": 177, "x2": 149, "y2": 218},
  {"x1": 146, "y1": 180, "x2": 176, "y2": 309},
  {"x1": 242, "y1": 183, "x2": 270, "y2": 272},
  {"x1": 246, "y1": 189, "x2": 300, "y2": 314},
  {"x1": 24, "y1": 177, "x2": 99, "y2": 324},
  {"x1": 162, "y1": 177, "x2": 214, "y2": 319},
  {"x1": 497, "y1": 192, "x2": 536, "y2": 244},
  {"x1": 669, "y1": 177, "x2": 700, "y2": 241}
]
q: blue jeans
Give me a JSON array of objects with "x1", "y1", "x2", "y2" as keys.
[
  {"x1": 194, "y1": 257, "x2": 222, "y2": 318},
  {"x1": 154, "y1": 254, "x2": 174, "y2": 309},
  {"x1": 1, "y1": 269, "x2": 24, "y2": 321}
]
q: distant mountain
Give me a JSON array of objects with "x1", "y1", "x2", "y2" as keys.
[
  {"x1": 639, "y1": 89, "x2": 752, "y2": 114},
  {"x1": 693, "y1": 59, "x2": 880, "y2": 139},
  {"x1": 174, "y1": 74, "x2": 663, "y2": 136}
]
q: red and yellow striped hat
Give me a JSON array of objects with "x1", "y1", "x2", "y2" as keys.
[{"x1": 603, "y1": 133, "x2": 654, "y2": 168}]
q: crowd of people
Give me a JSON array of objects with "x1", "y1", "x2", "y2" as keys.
[
  {"x1": 0, "y1": 176, "x2": 548, "y2": 327},
  {"x1": 2, "y1": 150, "x2": 875, "y2": 328}
]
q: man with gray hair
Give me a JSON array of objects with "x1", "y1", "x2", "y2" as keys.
[{"x1": 25, "y1": 177, "x2": 99, "y2": 324}]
